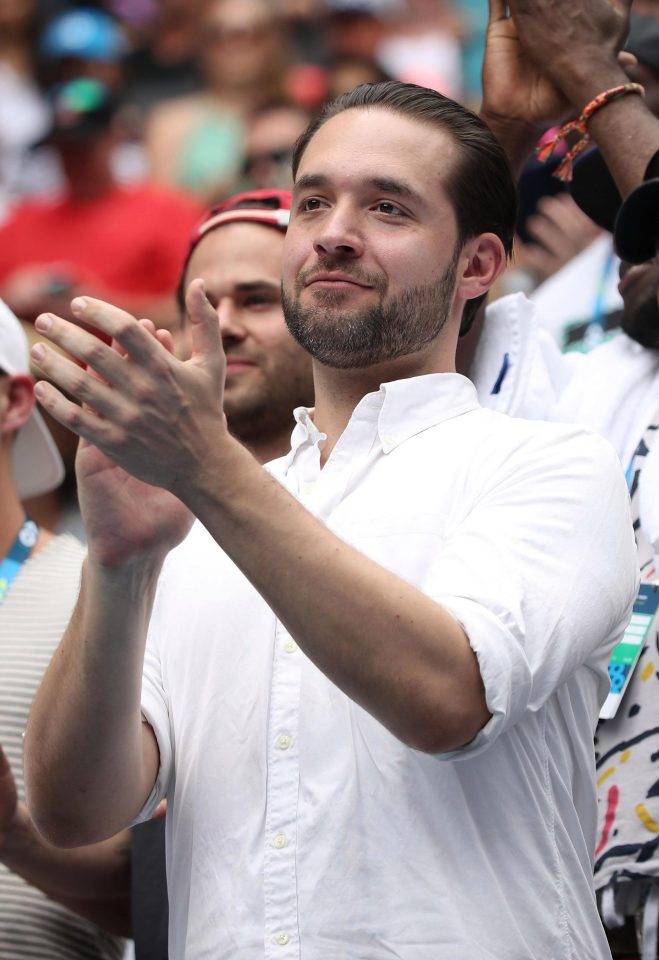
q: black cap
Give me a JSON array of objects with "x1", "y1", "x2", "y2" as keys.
[
  {"x1": 570, "y1": 147, "x2": 621, "y2": 233},
  {"x1": 614, "y1": 150, "x2": 659, "y2": 264},
  {"x1": 36, "y1": 77, "x2": 114, "y2": 146},
  {"x1": 626, "y1": 15, "x2": 659, "y2": 76}
]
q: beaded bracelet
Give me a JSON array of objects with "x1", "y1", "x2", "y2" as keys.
[{"x1": 536, "y1": 82, "x2": 645, "y2": 182}]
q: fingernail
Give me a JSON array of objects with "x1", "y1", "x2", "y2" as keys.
[
  {"x1": 34, "y1": 382, "x2": 46, "y2": 399},
  {"x1": 71, "y1": 297, "x2": 87, "y2": 314},
  {"x1": 34, "y1": 314, "x2": 52, "y2": 332},
  {"x1": 31, "y1": 343, "x2": 46, "y2": 362}
]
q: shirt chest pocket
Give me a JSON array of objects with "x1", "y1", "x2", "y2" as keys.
[{"x1": 331, "y1": 511, "x2": 450, "y2": 586}]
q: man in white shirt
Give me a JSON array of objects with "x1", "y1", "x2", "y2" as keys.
[{"x1": 24, "y1": 69, "x2": 637, "y2": 960}]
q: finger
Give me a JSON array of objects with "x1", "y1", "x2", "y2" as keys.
[
  {"x1": 69, "y1": 297, "x2": 167, "y2": 366},
  {"x1": 185, "y1": 278, "x2": 224, "y2": 368},
  {"x1": 618, "y1": 52, "x2": 637, "y2": 68},
  {"x1": 526, "y1": 218, "x2": 566, "y2": 256},
  {"x1": 34, "y1": 313, "x2": 138, "y2": 388},
  {"x1": 34, "y1": 379, "x2": 122, "y2": 448},
  {"x1": 156, "y1": 329, "x2": 175, "y2": 355},
  {"x1": 138, "y1": 317, "x2": 157, "y2": 336},
  {"x1": 31, "y1": 341, "x2": 121, "y2": 419},
  {"x1": 138, "y1": 318, "x2": 174, "y2": 355}
]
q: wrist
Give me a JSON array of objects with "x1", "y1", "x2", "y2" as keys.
[
  {"x1": 552, "y1": 60, "x2": 629, "y2": 115},
  {"x1": 181, "y1": 433, "x2": 262, "y2": 520},
  {"x1": 84, "y1": 552, "x2": 165, "y2": 599}
]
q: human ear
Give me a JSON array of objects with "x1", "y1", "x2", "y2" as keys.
[
  {"x1": 456, "y1": 233, "x2": 507, "y2": 302},
  {"x1": 0, "y1": 374, "x2": 36, "y2": 437}
]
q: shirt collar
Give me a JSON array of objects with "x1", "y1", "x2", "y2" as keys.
[{"x1": 289, "y1": 372, "x2": 480, "y2": 457}]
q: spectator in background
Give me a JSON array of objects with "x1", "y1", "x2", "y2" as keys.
[
  {"x1": 553, "y1": 151, "x2": 659, "y2": 960},
  {"x1": 325, "y1": 0, "x2": 464, "y2": 98},
  {"x1": 511, "y1": 12, "x2": 659, "y2": 353},
  {"x1": 324, "y1": 54, "x2": 391, "y2": 101},
  {"x1": 238, "y1": 103, "x2": 311, "y2": 193},
  {"x1": 0, "y1": 0, "x2": 52, "y2": 222},
  {"x1": 121, "y1": 0, "x2": 204, "y2": 127},
  {"x1": 37, "y1": 6, "x2": 127, "y2": 97},
  {"x1": 146, "y1": 0, "x2": 289, "y2": 205},
  {"x1": 0, "y1": 299, "x2": 128, "y2": 960},
  {"x1": 0, "y1": 77, "x2": 202, "y2": 332},
  {"x1": 36, "y1": 6, "x2": 146, "y2": 187}
]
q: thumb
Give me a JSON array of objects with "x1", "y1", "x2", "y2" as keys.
[{"x1": 185, "y1": 278, "x2": 223, "y2": 369}]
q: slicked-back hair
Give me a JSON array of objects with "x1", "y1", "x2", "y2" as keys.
[{"x1": 291, "y1": 81, "x2": 517, "y2": 334}]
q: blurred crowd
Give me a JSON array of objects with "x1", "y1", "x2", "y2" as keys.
[{"x1": 5, "y1": 2, "x2": 659, "y2": 960}]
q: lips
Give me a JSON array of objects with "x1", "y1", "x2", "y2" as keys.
[
  {"x1": 305, "y1": 271, "x2": 371, "y2": 288},
  {"x1": 225, "y1": 357, "x2": 256, "y2": 373}
]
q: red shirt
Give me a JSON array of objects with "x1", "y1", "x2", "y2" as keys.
[{"x1": 0, "y1": 182, "x2": 203, "y2": 297}]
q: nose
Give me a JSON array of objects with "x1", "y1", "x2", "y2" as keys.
[
  {"x1": 312, "y1": 204, "x2": 364, "y2": 260},
  {"x1": 217, "y1": 297, "x2": 246, "y2": 347}
]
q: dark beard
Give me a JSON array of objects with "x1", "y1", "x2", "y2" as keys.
[
  {"x1": 623, "y1": 290, "x2": 659, "y2": 349},
  {"x1": 282, "y1": 250, "x2": 459, "y2": 370}
]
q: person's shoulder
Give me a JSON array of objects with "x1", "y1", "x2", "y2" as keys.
[
  {"x1": 118, "y1": 180, "x2": 203, "y2": 216},
  {"x1": 470, "y1": 404, "x2": 622, "y2": 481}
]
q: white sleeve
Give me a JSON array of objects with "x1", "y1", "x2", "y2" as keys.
[{"x1": 427, "y1": 427, "x2": 638, "y2": 759}]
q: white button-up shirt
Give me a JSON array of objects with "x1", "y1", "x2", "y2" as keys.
[{"x1": 139, "y1": 373, "x2": 636, "y2": 960}]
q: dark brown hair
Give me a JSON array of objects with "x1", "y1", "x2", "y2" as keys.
[{"x1": 292, "y1": 81, "x2": 517, "y2": 333}]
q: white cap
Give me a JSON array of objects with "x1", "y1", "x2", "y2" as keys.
[{"x1": 0, "y1": 300, "x2": 65, "y2": 498}]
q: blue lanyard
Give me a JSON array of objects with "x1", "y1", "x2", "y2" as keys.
[{"x1": 0, "y1": 518, "x2": 38, "y2": 606}]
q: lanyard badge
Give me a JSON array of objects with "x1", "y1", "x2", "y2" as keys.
[{"x1": 0, "y1": 518, "x2": 39, "y2": 606}]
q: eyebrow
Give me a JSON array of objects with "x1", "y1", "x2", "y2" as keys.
[
  {"x1": 293, "y1": 173, "x2": 425, "y2": 208},
  {"x1": 233, "y1": 281, "x2": 280, "y2": 293}
]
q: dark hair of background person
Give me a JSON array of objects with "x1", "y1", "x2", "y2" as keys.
[{"x1": 291, "y1": 80, "x2": 518, "y2": 335}]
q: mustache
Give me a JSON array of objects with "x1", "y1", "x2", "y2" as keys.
[{"x1": 295, "y1": 258, "x2": 386, "y2": 292}]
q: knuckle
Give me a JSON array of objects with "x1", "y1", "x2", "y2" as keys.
[
  {"x1": 63, "y1": 402, "x2": 83, "y2": 430},
  {"x1": 114, "y1": 317, "x2": 134, "y2": 341},
  {"x1": 81, "y1": 338, "x2": 105, "y2": 368}
]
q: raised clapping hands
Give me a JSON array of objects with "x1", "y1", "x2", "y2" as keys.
[
  {"x1": 30, "y1": 280, "x2": 229, "y2": 566},
  {"x1": 481, "y1": 0, "x2": 635, "y2": 178},
  {"x1": 482, "y1": 0, "x2": 572, "y2": 137},
  {"x1": 506, "y1": 0, "x2": 632, "y2": 101}
]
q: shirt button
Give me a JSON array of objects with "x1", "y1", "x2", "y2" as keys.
[
  {"x1": 382, "y1": 434, "x2": 397, "y2": 445},
  {"x1": 284, "y1": 639, "x2": 298, "y2": 653},
  {"x1": 273, "y1": 833, "x2": 288, "y2": 849},
  {"x1": 276, "y1": 734, "x2": 291, "y2": 750},
  {"x1": 274, "y1": 931, "x2": 290, "y2": 946}
]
